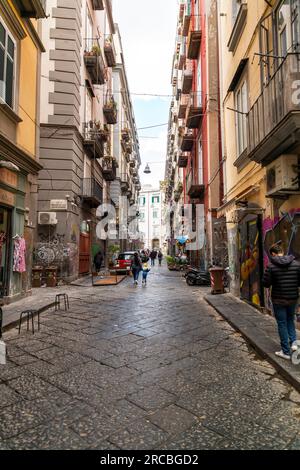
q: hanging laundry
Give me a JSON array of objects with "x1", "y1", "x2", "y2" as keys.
[{"x1": 13, "y1": 236, "x2": 26, "y2": 273}]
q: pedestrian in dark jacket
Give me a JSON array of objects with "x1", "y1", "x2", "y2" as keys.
[
  {"x1": 150, "y1": 250, "x2": 157, "y2": 267},
  {"x1": 262, "y1": 244, "x2": 300, "y2": 360},
  {"x1": 94, "y1": 250, "x2": 103, "y2": 273},
  {"x1": 131, "y1": 252, "x2": 142, "y2": 286},
  {"x1": 158, "y1": 250, "x2": 163, "y2": 266}
]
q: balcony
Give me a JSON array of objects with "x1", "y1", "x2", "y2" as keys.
[
  {"x1": 182, "y1": 69, "x2": 193, "y2": 94},
  {"x1": 183, "y1": 14, "x2": 191, "y2": 37},
  {"x1": 179, "y1": 53, "x2": 186, "y2": 70},
  {"x1": 129, "y1": 157, "x2": 136, "y2": 168},
  {"x1": 102, "y1": 156, "x2": 117, "y2": 181},
  {"x1": 181, "y1": 132, "x2": 194, "y2": 152},
  {"x1": 15, "y1": 0, "x2": 47, "y2": 18},
  {"x1": 92, "y1": 0, "x2": 104, "y2": 9},
  {"x1": 103, "y1": 95, "x2": 118, "y2": 124},
  {"x1": 81, "y1": 178, "x2": 103, "y2": 208},
  {"x1": 247, "y1": 54, "x2": 300, "y2": 166},
  {"x1": 179, "y1": 94, "x2": 189, "y2": 118},
  {"x1": 186, "y1": 93, "x2": 203, "y2": 129},
  {"x1": 104, "y1": 36, "x2": 116, "y2": 67},
  {"x1": 187, "y1": 173, "x2": 205, "y2": 200},
  {"x1": 84, "y1": 39, "x2": 106, "y2": 85},
  {"x1": 187, "y1": 29, "x2": 201, "y2": 60},
  {"x1": 120, "y1": 173, "x2": 130, "y2": 193},
  {"x1": 178, "y1": 154, "x2": 188, "y2": 168},
  {"x1": 121, "y1": 128, "x2": 131, "y2": 142},
  {"x1": 82, "y1": 122, "x2": 106, "y2": 159}
]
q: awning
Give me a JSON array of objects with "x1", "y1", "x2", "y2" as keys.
[{"x1": 176, "y1": 235, "x2": 189, "y2": 244}]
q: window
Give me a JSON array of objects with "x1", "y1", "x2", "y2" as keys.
[
  {"x1": 235, "y1": 78, "x2": 248, "y2": 156},
  {"x1": 139, "y1": 212, "x2": 145, "y2": 222},
  {"x1": 152, "y1": 196, "x2": 160, "y2": 204},
  {"x1": 139, "y1": 197, "x2": 146, "y2": 206},
  {"x1": 85, "y1": 7, "x2": 93, "y2": 51},
  {"x1": 232, "y1": 0, "x2": 243, "y2": 25},
  {"x1": 85, "y1": 88, "x2": 93, "y2": 123},
  {"x1": 277, "y1": 0, "x2": 300, "y2": 56},
  {"x1": 153, "y1": 210, "x2": 158, "y2": 219},
  {"x1": 0, "y1": 19, "x2": 15, "y2": 108}
]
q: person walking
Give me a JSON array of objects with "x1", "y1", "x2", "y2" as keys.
[
  {"x1": 142, "y1": 257, "x2": 151, "y2": 286},
  {"x1": 150, "y1": 250, "x2": 156, "y2": 267},
  {"x1": 131, "y1": 252, "x2": 142, "y2": 286},
  {"x1": 263, "y1": 244, "x2": 300, "y2": 360},
  {"x1": 94, "y1": 250, "x2": 103, "y2": 274},
  {"x1": 158, "y1": 250, "x2": 163, "y2": 267}
]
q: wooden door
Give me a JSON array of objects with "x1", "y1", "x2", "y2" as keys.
[{"x1": 79, "y1": 233, "x2": 91, "y2": 275}]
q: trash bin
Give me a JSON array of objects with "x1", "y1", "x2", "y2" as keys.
[
  {"x1": 32, "y1": 266, "x2": 43, "y2": 288},
  {"x1": 45, "y1": 266, "x2": 58, "y2": 287},
  {"x1": 209, "y1": 267, "x2": 225, "y2": 295}
]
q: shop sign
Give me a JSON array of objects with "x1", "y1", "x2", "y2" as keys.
[
  {"x1": 0, "y1": 168, "x2": 18, "y2": 188},
  {"x1": 0, "y1": 189, "x2": 15, "y2": 206},
  {"x1": 50, "y1": 200, "x2": 68, "y2": 211}
]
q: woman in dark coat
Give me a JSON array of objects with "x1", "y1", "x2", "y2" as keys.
[
  {"x1": 94, "y1": 250, "x2": 103, "y2": 273},
  {"x1": 131, "y1": 252, "x2": 142, "y2": 286}
]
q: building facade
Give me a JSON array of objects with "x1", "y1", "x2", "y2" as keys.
[
  {"x1": 0, "y1": 0, "x2": 45, "y2": 303},
  {"x1": 218, "y1": 0, "x2": 300, "y2": 308},
  {"x1": 138, "y1": 185, "x2": 163, "y2": 250},
  {"x1": 164, "y1": 0, "x2": 226, "y2": 267},
  {"x1": 37, "y1": 0, "x2": 140, "y2": 281}
]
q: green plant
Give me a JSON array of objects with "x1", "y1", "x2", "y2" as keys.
[
  {"x1": 91, "y1": 45, "x2": 101, "y2": 55},
  {"x1": 166, "y1": 256, "x2": 175, "y2": 264}
]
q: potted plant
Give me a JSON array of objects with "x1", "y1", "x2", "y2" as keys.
[
  {"x1": 91, "y1": 44, "x2": 101, "y2": 56},
  {"x1": 108, "y1": 244, "x2": 120, "y2": 268}
]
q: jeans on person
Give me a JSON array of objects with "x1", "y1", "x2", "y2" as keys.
[
  {"x1": 158, "y1": 259, "x2": 162, "y2": 266},
  {"x1": 132, "y1": 268, "x2": 140, "y2": 282},
  {"x1": 273, "y1": 304, "x2": 297, "y2": 355},
  {"x1": 142, "y1": 270, "x2": 149, "y2": 282},
  {"x1": 151, "y1": 259, "x2": 155, "y2": 266}
]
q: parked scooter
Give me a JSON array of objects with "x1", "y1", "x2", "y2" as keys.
[{"x1": 184, "y1": 267, "x2": 211, "y2": 286}]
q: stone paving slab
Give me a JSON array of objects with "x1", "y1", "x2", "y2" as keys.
[
  {"x1": 205, "y1": 294, "x2": 300, "y2": 393},
  {"x1": 0, "y1": 267, "x2": 300, "y2": 449}
]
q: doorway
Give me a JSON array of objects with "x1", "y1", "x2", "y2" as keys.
[
  {"x1": 0, "y1": 206, "x2": 12, "y2": 298},
  {"x1": 239, "y1": 214, "x2": 264, "y2": 307},
  {"x1": 79, "y1": 232, "x2": 91, "y2": 275}
]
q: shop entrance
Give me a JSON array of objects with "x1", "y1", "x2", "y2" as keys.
[
  {"x1": 0, "y1": 206, "x2": 12, "y2": 298},
  {"x1": 239, "y1": 214, "x2": 264, "y2": 307}
]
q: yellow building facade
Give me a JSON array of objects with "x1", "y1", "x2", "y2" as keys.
[
  {"x1": 219, "y1": 0, "x2": 300, "y2": 308},
  {"x1": 0, "y1": 0, "x2": 45, "y2": 302}
]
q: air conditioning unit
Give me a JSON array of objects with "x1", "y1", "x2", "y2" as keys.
[
  {"x1": 38, "y1": 212, "x2": 58, "y2": 225},
  {"x1": 266, "y1": 155, "x2": 299, "y2": 196}
]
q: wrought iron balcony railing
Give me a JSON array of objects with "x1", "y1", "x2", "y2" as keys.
[
  {"x1": 81, "y1": 178, "x2": 103, "y2": 207},
  {"x1": 247, "y1": 53, "x2": 300, "y2": 165},
  {"x1": 84, "y1": 38, "x2": 106, "y2": 85}
]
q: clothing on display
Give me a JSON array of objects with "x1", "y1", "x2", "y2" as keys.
[
  {"x1": 13, "y1": 235, "x2": 26, "y2": 273},
  {"x1": 0, "y1": 231, "x2": 6, "y2": 266}
]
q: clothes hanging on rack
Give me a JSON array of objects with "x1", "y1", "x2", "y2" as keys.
[{"x1": 13, "y1": 236, "x2": 26, "y2": 273}]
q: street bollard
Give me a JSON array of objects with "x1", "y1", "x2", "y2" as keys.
[
  {"x1": 209, "y1": 267, "x2": 225, "y2": 295},
  {"x1": 0, "y1": 307, "x2": 6, "y2": 365}
]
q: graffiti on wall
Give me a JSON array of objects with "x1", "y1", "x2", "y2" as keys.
[
  {"x1": 263, "y1": 210, "x2": 300, "y2": 265},
  {"x1": 34, "y1": 232, "x2": 78, "y2": 278}
]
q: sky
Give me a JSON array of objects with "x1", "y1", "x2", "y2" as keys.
[{"x1": 113, "y1": 0, "x2": 178, "y2": 189}]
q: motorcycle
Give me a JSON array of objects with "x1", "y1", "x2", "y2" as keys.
[{"x1": 184, "y1": 267, "x2": 211, "y2": 286}]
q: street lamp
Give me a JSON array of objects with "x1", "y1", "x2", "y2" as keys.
[{"x1": 144, "y1": 163, "x2": 151, "y2": 174}]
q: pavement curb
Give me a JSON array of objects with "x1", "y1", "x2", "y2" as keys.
[{"x1": 205, "y1": 294, "x2": 300, "y2": 393}]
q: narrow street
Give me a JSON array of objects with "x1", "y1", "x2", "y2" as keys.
[{"x1": 1, "y1": 266, "x2": 300, "y2": 450}]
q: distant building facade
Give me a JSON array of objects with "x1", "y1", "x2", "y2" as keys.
[{"x1": 138, "y1": 185, "x2": 163, "y2": 250}]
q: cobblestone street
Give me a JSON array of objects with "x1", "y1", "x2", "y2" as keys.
[{"x1": 1, "y1": 266, "x2": 300, "y2": 450}]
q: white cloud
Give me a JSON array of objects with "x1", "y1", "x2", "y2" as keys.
[{"x1": 113, "y1": 0, "x2": 178, "y2": 98}]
